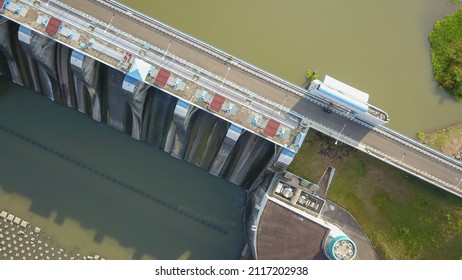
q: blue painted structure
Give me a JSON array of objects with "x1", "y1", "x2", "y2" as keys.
[{"x1": 316, "y1": 84, "x2": 368, "y2": 113}]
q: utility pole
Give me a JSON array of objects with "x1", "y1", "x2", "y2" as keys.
[
  {"x1": 163, "y1": 40, "x2": 172, "y2": 60},
  {"x1": 278, "y1": 94, "x2": 288, "y2": 114},
  {"x1": 400, "y1": 152, "x2": 406, "y2": 163},
  {"x1": 335, "y1": 123, "x2": 347, "y2": 145},
  {"x1": 104, "y1": 14, "x2": 115, "y2": 32},
  {"x1": 221, "y1": 67, "x2": 230, "y2": 88}
]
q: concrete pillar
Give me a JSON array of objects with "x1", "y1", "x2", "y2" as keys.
[
  {"x1": 107, "y1": 69, "x2": 148, "y2": 140},
  {"x1": 167, "y1": 99, "x2": 198, "y2": 159},
  {"x1": 70, "y1": 50, "x2": 101, "y2": 121},
  {"x1": 17, "y1": 25, "x2": 56, "y2": 78},
  {"x1": 17, "y1": 25, "x2": 62, "y2": 102},
  {"x1": 269, "y1": 127, "x2": 309, "y2": 172},
  {"x1": 225, "y1": 133, "x2": 263, "y2": 186},
  {"x1": 122, "y1": 75, "x2": 149, "y2": 140},
  {"x1": 37, "y1": 65, "x2": 54, "y2": 101},
  {"x1": 0, "y1": 19, "x2": 23, "y2": 85},
  {"x1": 270, "y1": 148, "x2": 297, "y2": 172},
  {"x1": 25, "y1": 54, "x2": 43, "y2": 94},
  {"x1": 56, "y1": 44, "x2": 75, "y2": 108},
  {"x1": 209, "y1": 124, "x2": 243, "y2": 176}
]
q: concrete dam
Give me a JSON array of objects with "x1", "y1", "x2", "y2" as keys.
[{"x1": 0, "y1": 19, "x2": 286, "y2": 188}]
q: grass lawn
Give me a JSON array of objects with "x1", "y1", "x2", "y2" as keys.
[
  {"x1": 417, "y1": 124, "x2": 462, "y2": 157},
  {"x1": 288, "y1": 130, "x2": 462, "y2": 259}
]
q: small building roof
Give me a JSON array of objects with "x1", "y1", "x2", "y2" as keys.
[
  {"x1": 209, "y1": 94, "x2": 225, "y2": 112},
  {"x1": 256, "y1": 200, "x2": 329, "y2": 260},
  {"x1": 263, "y1": 119, "x2": 280, "y2": 138},
  {"x1": 127, "y1": 58, "x2": 151, "y2": 82},
  {"x1": 46, "y1": 17, "x2": 62, "y2": 36},
  {"x1": 154, "y1": 68, "x2": 171, "y2": 87}
]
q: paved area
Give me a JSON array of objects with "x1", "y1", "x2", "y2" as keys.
[
  {"x1": 320, "y1": 201, "x2": 378, "y2": 260},
  {"x1": 0, "y1": 209, "x2": 104, "y2": 260},
  {"x1": 257, "y1": 200, "x2": 328, "y2": 260}
]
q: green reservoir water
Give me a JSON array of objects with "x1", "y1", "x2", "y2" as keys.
[
  {"x1": 0, "y1": 81, "x2": 246, "y2": 259},
  {"x1": 122, "y1": 0, "x2": 462, "y2": 136}
]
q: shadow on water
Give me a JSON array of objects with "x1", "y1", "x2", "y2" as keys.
[
  {"x1": 0, "y1": 125, "x2": 230, "y2": 235},
  {"x1": 0, "y1": 82, "x2": 246, "y2": 259}
]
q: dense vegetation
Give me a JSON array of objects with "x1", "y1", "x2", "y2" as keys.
[
  {"x1": 288, "y1": 131, "x2": 462, "y2": 259},
  {"x1": 429, "y1": 8, "x2": 462, "y2": 101}
]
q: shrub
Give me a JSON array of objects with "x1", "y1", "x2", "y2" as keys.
[{"x1": 429, "y1": 9, "x2": 462, "y2": 101}]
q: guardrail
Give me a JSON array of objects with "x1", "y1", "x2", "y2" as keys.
[
  {"x1": 90, "y1": 0, "x2": 306, "y2": 124},
  {"x1": 365, "y1": 146, "x2": 461, "y2": 197},
  {"x1": 376, "y1": 126, "x2": 462, "y2": 170},
  {"x1": 98, "y1": 0, "x2": 308, "y2": 97},
  {"x1": 307, "y1": 117, "x2": 461, "y2": 196},
  {"x1": 36, "y1": 0, "x2": 301, "y2": 131},
  {"x1": 85, "y1": 0, "x2": 462, "y2": 172}
]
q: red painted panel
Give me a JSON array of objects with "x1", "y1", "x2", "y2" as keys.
[
  {"x1": 46, "y1": 17, "x2": 62, "y2": 36},
  {"x1": 154, "y1": 68, "x2": 171, "y2": 87},
  {"x1": 263, "y1": 119, "x2": 280, "y2": 137},
  {"x1": 209, "y1": 94, "x2": 225, "y2": 112}
]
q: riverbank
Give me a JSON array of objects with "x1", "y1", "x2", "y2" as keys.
[
  {"x1": 418, "y1": 124, "x2": 462, "y2": 160},
  {"x1": 0, "y1": 209, "x2": 104, "y2": 260},
  {"x1": 287, "y1": 131, "x2": 462, "y2": 259}
]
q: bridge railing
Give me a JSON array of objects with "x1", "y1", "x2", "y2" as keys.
[
  {"x1": 95, "y1": 0, "x2": 320, "y2": 124},
  {"x1": 88, "y1": 0, "x2": 307, "y2": 126},
  {"x1": 38, "y1": 0, "x2": 301, "y2": 132},
  {"x1": 101, "y1": 0, "x2": 309, "y2": 97},
  {"x1": 299, "y1": 111, "x2": 461, "y2": 196},
  {"x1": 365, "y1": 146, "x2": 461, "y2": 197},
  {"x1": 89, "y1": 0, "x2": 373, "y2": 133},
  {"x1": 376, "y1": 126, "x2": 462, "y2": 170}
]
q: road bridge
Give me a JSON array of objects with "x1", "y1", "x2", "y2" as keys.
[{"x1": 1, "y1": 0, "x2": 461, "y2": 197}]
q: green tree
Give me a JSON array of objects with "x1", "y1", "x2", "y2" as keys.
[
  {"x1": 429, "y1": 9, "x2": 462, "y2": 101},
  {"x1": 306, "y1": 69, "x2": 319, "y2": 82}
]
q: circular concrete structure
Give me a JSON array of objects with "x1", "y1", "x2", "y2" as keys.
[{"x1": 328, "y1": 236, "x2": 357, "y2": 260}]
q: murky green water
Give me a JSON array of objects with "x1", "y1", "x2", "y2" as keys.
[
  {"x1": 0, "y1": 80, "x2": 245, "y2": 259},
  {"x1": 121, "y1": 0, "x2": 462, "y2": 136}
]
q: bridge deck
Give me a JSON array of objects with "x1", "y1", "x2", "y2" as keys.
[{"x1": 2, "y1": 0, "x2": 461, "y2": 198}]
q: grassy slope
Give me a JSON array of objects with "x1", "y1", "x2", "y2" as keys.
[
  {"x1": 418, "y1": 124, "x2": 462, "y2": 156},
  {"x1": 288, "y1": 131, "x2": 462, "y2": 259}
]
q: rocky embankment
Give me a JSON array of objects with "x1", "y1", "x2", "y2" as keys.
[{"x1": 0, "y1": 209, "x2": 104, "y2": 260}]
